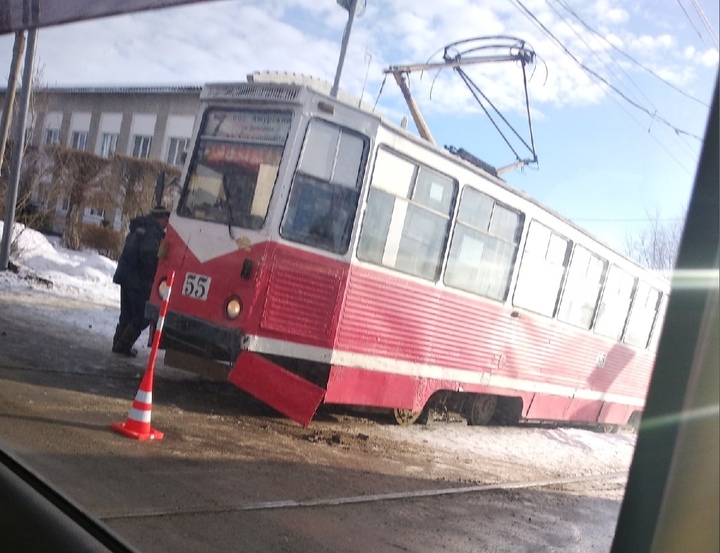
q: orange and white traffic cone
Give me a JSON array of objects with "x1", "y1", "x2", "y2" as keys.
[
  {"x1": 111, "y1": 271, "x2": 176, "y2": 441},
  {"x1": 111, "y1": 371, "x2": 164, "y2": 440}
]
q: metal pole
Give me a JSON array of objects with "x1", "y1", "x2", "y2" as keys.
[
  {"x1": 0, "y1": 29, "x2": 37, "y2": 271},
  {"x1": 330, "y1": 0, "x2": 358, "y2": 98},
  {"x1": 0, "y1": 31, "x2": 27, "y2": 178}
]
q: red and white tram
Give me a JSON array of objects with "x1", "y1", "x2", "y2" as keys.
[{"x1": 147, "y1": 75, "x2": 668, "y2": 427}]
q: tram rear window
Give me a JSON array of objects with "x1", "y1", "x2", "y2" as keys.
[{"x1": 178, "y1": 109, "x2": 292, "y2": 229}]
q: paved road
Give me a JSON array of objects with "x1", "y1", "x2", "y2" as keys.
[{"x1": 0, "y1": 292, "x2": 628, "y2": 552}]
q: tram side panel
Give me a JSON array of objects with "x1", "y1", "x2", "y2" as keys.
[{"x1": 326, "y1": 262, "x2": 655, "y2": 424}]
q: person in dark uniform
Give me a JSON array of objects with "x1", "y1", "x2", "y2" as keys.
[{"x1": 112, "y1": 206, "x2": 170, "y2": 356}]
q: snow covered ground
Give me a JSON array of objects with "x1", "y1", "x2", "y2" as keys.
[
  {"x1": 0, "y1": 222, "x2": 119, "y2": 303},
  {"x1": 0, "y1": 222, "x2": 151, "y2": 348},
  {"x1": 0, "y1": 222, "x2": 119, "y2": 305}
]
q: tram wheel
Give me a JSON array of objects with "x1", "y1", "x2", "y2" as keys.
[
  {"x1": 491, "y1": 396, "x2": 523, "y2": 426},
  {"x1": 467, "y1": 394, "x2": 498, "y2": 426},
  {"x1": 392, "y1": 408, "x2": 428, "y2": 426}
]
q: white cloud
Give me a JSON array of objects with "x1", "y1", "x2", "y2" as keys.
[
  {"x1": 652, "y1": 65, "x2": 696, "y2": 86},
  {"x1": 681, "y1": 45, "x2": 719, "y2": 67},
  {"x1": 591, "y1": 0, "x2": 629, "y2": 24},
  {"x1": 699, "y1": 48, "x2": 720, "y2": 67},
  {"x1": 605, "y1": 33, "x2": 624, "y2": 48},
  {"x1": 628, "y1": 33, "x2": 676, "y2": 52}
]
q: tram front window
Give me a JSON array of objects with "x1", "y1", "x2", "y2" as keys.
[{"x1": 179, "y1": 109, "x2": 292, "y2": 229}]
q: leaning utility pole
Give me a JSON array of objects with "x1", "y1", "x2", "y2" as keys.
[
  {"x1": 330, "y1": 0, "x2": 359, "y2": 98},
  {"x1": 0, "y1": 29, "x2": 38, "y2": 271},
  {"x1": 0, "y1": 31, "x2": 26, "y2": 178}
]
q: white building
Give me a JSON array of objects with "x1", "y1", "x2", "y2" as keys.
[{"x1": 1, "y1": 85, "x2": 202, "y2": 232}]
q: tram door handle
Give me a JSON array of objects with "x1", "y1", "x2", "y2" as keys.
[{"x1": 241, "y1": 259, "x2": 253, "y2": 280}]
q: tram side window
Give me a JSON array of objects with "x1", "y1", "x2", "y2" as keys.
[
  {"x1": 557, "y1": 245, "x2": 608, "y2": 329},
  {"x1": 444, "y1": 187, "x2": 523, "y2": 301},
  {"x1": 513, "y1": 221, "x2": 571, "y2": 317},
  {"x1": 357, "y1": 149, "x2": 456, "y2": 281},
  {"x1": 624, "y1": 282, "x2": 662, "y2": 348},
  {"x1": 594, "y1": 265, "x2": 636, "y2": 341},
  {"x1": 281, "y1": 119, "x2": 367, "y2": 254}
]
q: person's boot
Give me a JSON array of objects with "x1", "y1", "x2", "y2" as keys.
[
  {"x1": 112, "y1": 324, "x2": 126, "y2": 351},
  {"x1": 112, "y1": 325, "x2": 141, "y2": 357}
]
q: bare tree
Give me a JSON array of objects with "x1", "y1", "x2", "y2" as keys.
[
  {"x1": 624, "y1": 206, "x2": 686, "y2": 277},
  {"x1": 107, "y1": 154, "x2": 180, "y2": 236},
  {"x1": 48, "y1": 147, "x2": 107, "y2": 249}
]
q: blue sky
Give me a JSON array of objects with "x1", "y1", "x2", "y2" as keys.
[{"x1": 0, "y1": 0, "x2": 717, "y2": 252}]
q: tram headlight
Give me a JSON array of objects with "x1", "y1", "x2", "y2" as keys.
[
  {"x1": 225, "y1": 297, "x2": 242, "y2": 320},
  {"x1": 158, "y1": 278, "x2": 170, "y2": 300}
]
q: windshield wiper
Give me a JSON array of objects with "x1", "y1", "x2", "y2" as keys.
[{"x1": 221, "y1": 176, "x2": 235, "y2": 239}]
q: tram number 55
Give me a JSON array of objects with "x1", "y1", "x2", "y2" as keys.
[{"x1": 182, "y1": 273, "x2": 212, "y2": 300}]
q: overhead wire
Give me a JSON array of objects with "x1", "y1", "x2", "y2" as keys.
[
  {"x1": 554, "y1": 0, "x2": 702, "y2": 164},
  {"x1": 675, "y1": 0, "x2": 711, "y2": 47},
  {"x1": 547, "y1": 0, "x2": 699, "y2": 169},
  {"x1": 555, "y1": 0, "x2": 709, "y2": 107},
  {"x1": 688, "y1": 0, "x2": 719, "y2": 47},
  {"x1": 546, "y1": 0, "x2": 651, "y2": 108},
  {"x1": 510, "y1": 0, "x2": 704, "y2": 141}
]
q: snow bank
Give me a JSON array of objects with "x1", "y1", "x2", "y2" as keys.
[{"x1": 0, "y1": 221, "x2": 119, "y2": 305}]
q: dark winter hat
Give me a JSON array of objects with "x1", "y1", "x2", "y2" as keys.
[{"x1": 151, "y1": 206, "x2": 171, "y2": 218}]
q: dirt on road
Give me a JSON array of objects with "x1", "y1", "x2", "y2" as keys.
[{"x1": 0, "y1": 289, "x2": 636, "y2": 552}]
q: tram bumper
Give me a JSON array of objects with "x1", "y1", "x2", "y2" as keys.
[{"x1": 144, "y1": 303, "x2": 242, "y2": 363}]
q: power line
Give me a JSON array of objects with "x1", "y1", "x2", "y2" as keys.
[
  {"x1": 546, "y1": 0, "x2": 654, "y2": 110},
  {"x1": 689, "y1": 0, "x2": 719, "y2": 47},
  {"x1": 555, "y1": 0, "x2": 710, "y2": 108},
  {"x1": 675, "y1": 0, "x2": 710, "y2": 47},
  {"x1": 552, "y1": 0, "x2": 700, "y2": 165},
  {"x1": 512, "y1": 0, "x2": 697, "y2": 174},
  {"x1": 548, "y1": 4, "x2": 692, "y2": 171},
  {"x1": 510, "y1": 0, "x2": 704, "y2": 141}
]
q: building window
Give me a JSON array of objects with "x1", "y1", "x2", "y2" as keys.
[
  {"x1": 45, "y1": 129, "x2": 60, "y2": 145},
  {"x1": 166, "y1": 137, "x2": 189, "y2": 165},
  {"x1": 132, "y1": 135, "x2": 152, "y2": 158},
  {"x1": 444, "y1": 188, "x2": 524, "y2": 302},
  {"x1": 60, "y1": 198, "x2": 70, "y2": 212},
  {"x1": 100, "y1": 133, "x2": 118, "y2": 157},
  {"x1": 89, "y1": 206, "x2": 105, "y2": 218},
  {"x1": 71, "y1": 131, "x2": 88, "y2": 151},
  {"x1": 357, "y1": 149, "x2": 456, "y2": 281}
]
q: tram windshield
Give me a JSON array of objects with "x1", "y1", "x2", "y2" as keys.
[{"x1": 178, "y1": 108, "x2": 292, "y2": 230}]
